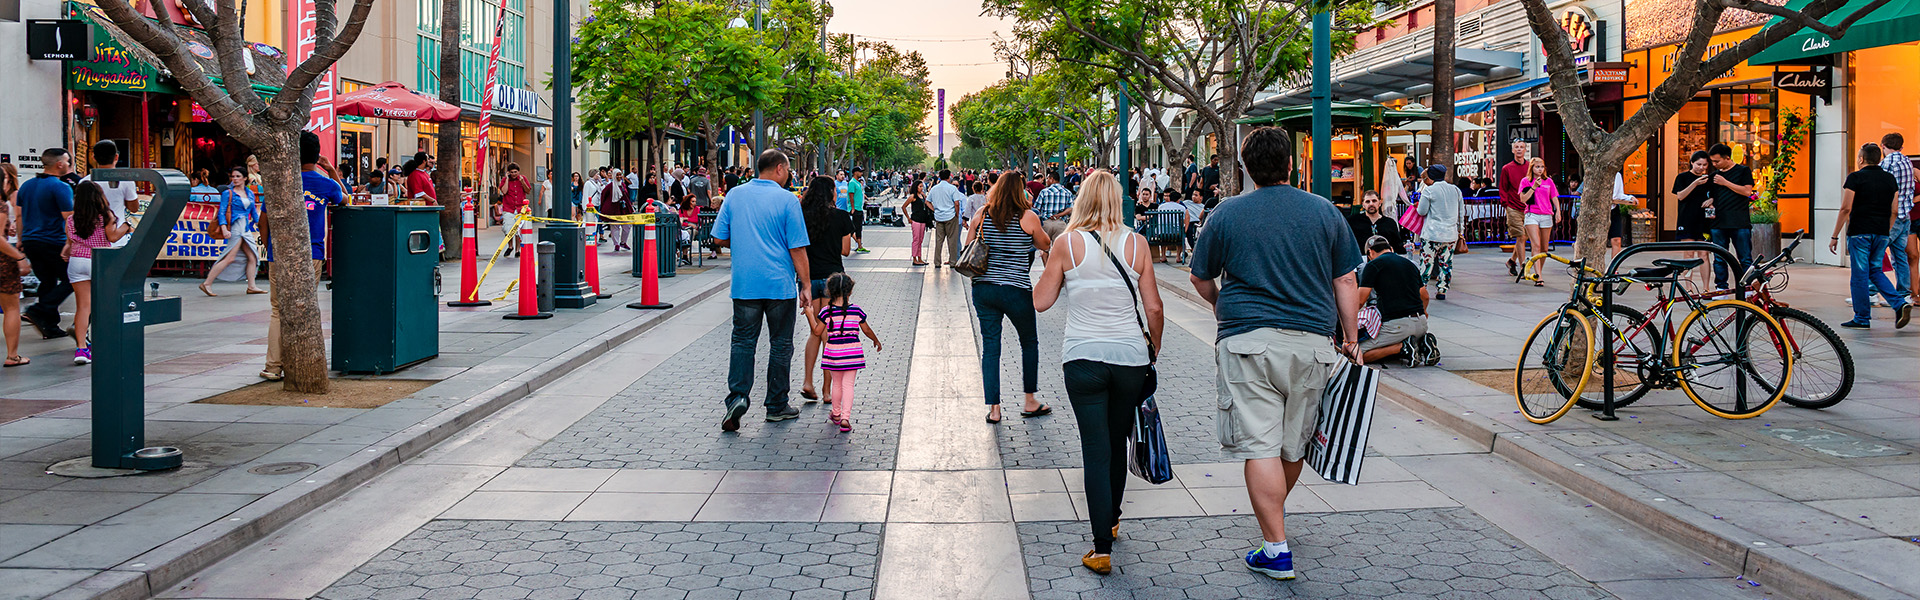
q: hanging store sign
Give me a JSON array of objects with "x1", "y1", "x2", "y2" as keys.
[
  {"x1": 290, "y1": 0, "x2": 338, "y2": 162},
  {"x1": 492, "y1": 84, "x2": 538, "y2": 116},
  {"x1": 1590, "y1": 62, "x2": 1631, "y2": 83},
  {"x1": 27, "y1": 19, "x2": 90, "y2": 60},
  {"x1": 1773, "y1": 67, "x2": 1832, "y2": 103}
]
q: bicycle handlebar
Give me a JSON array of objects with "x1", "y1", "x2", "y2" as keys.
[{"x1": 1739, "y1": 229, "x2": 1808, "y2": 287}]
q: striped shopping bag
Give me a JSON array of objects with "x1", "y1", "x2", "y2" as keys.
[{"x1": 1305, "y1": 358, "x2": 1380, "y2": 485}]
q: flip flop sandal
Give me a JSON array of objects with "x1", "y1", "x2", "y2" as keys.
[
  {"x1": 801, "y1": 389, "x2": 819, "y2": 401},
  {"x1": 1021, "y1": 406, "x2": 1053, "y2": 418},
  {"x1": 4, "y1": 356, "x2": 29, "y2": 367}
]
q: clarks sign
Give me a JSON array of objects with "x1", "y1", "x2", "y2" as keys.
[{"x1": 1773, "y1": 67, "x2": 1831, "y2": 104}]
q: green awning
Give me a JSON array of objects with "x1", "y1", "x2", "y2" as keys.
[{"x1": 1749, "y1": 0, "x2": 1920, "y2": 65}]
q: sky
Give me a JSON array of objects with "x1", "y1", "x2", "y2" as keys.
[{"x1": 825, "y1": 0, "x2": 1018, "y2": 156}]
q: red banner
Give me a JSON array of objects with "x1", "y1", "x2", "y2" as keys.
[
  {"x1": 289, "y1": 0, "x2": 338, "y2": 163},
  {"x1": 477, "y1": 0, "x2": 510, "y2": 190}
]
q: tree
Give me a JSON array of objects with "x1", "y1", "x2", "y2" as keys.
[
  {"x1": 435, "y1": 0, "x2": 461, "y2": 259},
  {"x1": 573, "y1": 0, "x2": 776, "y2": 180},
  {"x1": 990, "y1": 0, "x2": 1369, "y2": 196},
  {"x1": 1431, "y1": 0, "x2": 1456, "y2": 169},
  {"x1": 100, "y1": 0, "x2": 375, "y2": 393},
  {"x1": 1522, "y1": 0, "x2": 1892, "y2": 260}
]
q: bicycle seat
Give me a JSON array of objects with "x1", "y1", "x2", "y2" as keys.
[{"x1": 1653, "y1": 258, "x2": 1705, "y2": 271}]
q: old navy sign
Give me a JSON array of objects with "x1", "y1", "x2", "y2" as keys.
[
  {"x1": 1773, "y1": 67, "x2": 1831, "y2": 103},
  {"x1": 492, "y1": 84, "x2": 538, "y2": 116}
]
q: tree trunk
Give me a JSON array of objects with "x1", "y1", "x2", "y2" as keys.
[
  {"x1": 1206, "y1": 115, "x2": 1240, "y2": 197},
  {"x1": 1432, "y1": 0, "x2": 1457, "y2": 169},
  {"x1": 258, "y1": 146, "x2": 330, "y2": 393},
  {"x1": 435, "y1": 0, "x2": 462, "y2": 259}
]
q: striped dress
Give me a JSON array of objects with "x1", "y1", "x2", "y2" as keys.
[
  {"x1": 977, "y1": 217, "x2": 1036, "y2": 289},
  {"x1": 819, "y1": 303, "x2": 868, "y2": 371}
]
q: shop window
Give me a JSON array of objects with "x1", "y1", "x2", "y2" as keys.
[{"x1": 1850, "y1": 43, "x2": 1920, "y2": 153}]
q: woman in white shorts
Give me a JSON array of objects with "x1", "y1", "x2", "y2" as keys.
[
  {"x1": 65, "y1": 182, "x2": 131, "y2": 365},
  {"x1": 1517, "y1": 158, "x2": 1561, "y2": 286}
]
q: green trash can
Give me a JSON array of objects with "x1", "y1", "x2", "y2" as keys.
[
  {"x1": 331, "y1": 205, "x2": 443, "y2": 374},
  {"x1": 632, "y1": 209, "x2": 679, "y2": 278}
]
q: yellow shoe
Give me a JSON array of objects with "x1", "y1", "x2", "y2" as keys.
[{"x1": 1081, "y1": 550, "x2": 1111, "y2": 575}]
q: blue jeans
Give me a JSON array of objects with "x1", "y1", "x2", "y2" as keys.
[
  {"x1": 1847, "y1": 234, "x2": 1905, "y2": 322},
  {"x1": 1890, "y1": 219, "x2": 1911, "y2": 298},
  {"x1": 726, "y1": 298, "x2": 797, "y2": 412},
  {"x1": 973, "y1": 283, "x2": 1039, "y2": 406},
  {"x1": 1710, "y1": 228, "x2": 1753, "y2": 289}
]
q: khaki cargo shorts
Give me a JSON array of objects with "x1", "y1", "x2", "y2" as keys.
[
  {"x1": 1505, "y1": 206, "x2": 1526, "y2": 242},
  {"x1": 1215, "y1": 327, "x2": 1339, "y2": 462}
]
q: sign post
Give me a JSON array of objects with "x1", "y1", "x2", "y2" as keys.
[{"x1": 86, "y1": 169, "x2": 188, "y2": 471}]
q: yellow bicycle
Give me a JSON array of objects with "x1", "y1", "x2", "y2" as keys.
[{"x1": 1514, "y1": 256, "x2": 1793, "y2": 424}]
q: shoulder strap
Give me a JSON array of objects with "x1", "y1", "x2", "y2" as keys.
[{"x1": 1087, "y1": 231, "x2": 1156, "y2": 362}]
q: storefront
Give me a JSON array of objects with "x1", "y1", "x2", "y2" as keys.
[
  {"x1": 62, "y1": 2, "x2": 286, "y2": 180},
  {"x1": 1611, "y1": 24, "x2": 1816, "y2": 238},
  {"x1": 1749, "y1": 0, "x2": 1920, "y2": 172}
]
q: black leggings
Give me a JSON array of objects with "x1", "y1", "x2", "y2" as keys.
[{"x1": 1064, "y1": 359, "x2": 1150, "y2": 554}]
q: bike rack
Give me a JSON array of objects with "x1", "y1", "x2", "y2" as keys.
[{"x1": 1588, "y1": 241, "x2": 1748, "y2": 421}]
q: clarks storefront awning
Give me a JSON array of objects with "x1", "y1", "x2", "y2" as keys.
[{"x1": 1749, "y1": 0, "x2": 1920, "y2": 65}]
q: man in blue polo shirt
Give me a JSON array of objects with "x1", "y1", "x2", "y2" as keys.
[{"x1": 711, "y1": 149, "x2": 812, "y2": 431}]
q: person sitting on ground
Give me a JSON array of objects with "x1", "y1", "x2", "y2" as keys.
[{"x1": 1355, "y1": 235, "x2": 1429, "y2": 364}]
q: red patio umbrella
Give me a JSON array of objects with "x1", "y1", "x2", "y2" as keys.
[{"x1": 335, "y1": 81, "x2": 462, "y2": 122}]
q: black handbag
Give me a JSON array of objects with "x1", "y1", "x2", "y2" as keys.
[{"x1": 1088, "y1": 232, "x2": 1172, "y2": 484}]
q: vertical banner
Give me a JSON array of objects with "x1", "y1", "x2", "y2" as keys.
[
  {"x1": 290, "y1": 0, "x2": 338, "y2": 163},
  {"x1": 477, "y1": 0, "x2": 510, "y2": 194},
  {"x1": 936, "y1": 88, "x2": 945, "y2": 158}
]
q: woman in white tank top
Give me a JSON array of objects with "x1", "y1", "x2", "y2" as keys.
[{"x1": 1032, "y1": 169, "x2": 1165, "y2": 576}]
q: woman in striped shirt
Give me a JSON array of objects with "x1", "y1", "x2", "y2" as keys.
[{"x1": 971, "y1": 171, "x2": 1054, "y2": 423}]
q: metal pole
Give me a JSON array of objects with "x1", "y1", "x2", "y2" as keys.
[
  {"x1": 546, "y1": 0, "x2": 593, "y2": 307},
  {"x1": 752, "y1": 0, "x2": 766, "y2": 159},
  {"x1": 1312, "y1": 10, "x2": 1332, "y2": 200},
  {"x1": 1117, "y1": 80, "x2": 1132, "y2": 222}
]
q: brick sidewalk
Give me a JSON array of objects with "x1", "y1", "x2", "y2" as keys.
[
  {"x1": 1166, "y1": 246, "x2": 1920, "y2": 599},
  {"x1": 0, "y1": 239, "x2": 728, "y2": 600}
]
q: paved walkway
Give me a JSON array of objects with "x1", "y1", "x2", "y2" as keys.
[
  {"x1": 0, "y1": 228, "x2": 727, "y2": 600},
  {"x1": 148, "y1": 228, "x2": 1790, "y2": 600},
  {"x1": 1370, "y1": 247, "x2": 1920, "y2": 599}
]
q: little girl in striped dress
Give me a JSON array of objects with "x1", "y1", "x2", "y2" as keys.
[{"x1": 815, "y1": 273, "x2": 882, "y2": 432}]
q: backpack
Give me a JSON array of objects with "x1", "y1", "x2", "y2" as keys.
[{"x1": 1401, "y1": 333, "x2": 1441, "y2": 367}]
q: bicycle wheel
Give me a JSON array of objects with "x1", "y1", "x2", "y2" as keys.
[
  {"x1": 1515, "y1": 309, "x2": 1593, "y2": 424},
  {"x1": 1744, "y1": 306, "x2": 1854, "y2": 409},
  {"x1": 1672, "y1": 300, "x2": 1791, "y2": 419},
  {"x1": 1574, "y1": 305, "x2": 1660, "y2": 411}
]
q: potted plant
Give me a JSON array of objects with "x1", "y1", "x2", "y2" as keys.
[{"x1": 1753, "y1": 109, "x2": 1811, "y2": 259}]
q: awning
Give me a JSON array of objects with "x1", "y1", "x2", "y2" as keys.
[
  {"x1": 1453, "y1": 77, "x2": 1551, "y2": 114},
  {"x1": 1245, "y1": 47, "x2": 1524, "y2": 114},
  {"x1": 1750, "y1": 0, "x2": 1920, "y2": 65}
]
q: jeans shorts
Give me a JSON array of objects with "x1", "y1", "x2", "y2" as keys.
[
  {"x1": 810, "y1": 278, "x2": 828, "y2": 299},
  {"x1": 1215, "y1": 328, "x2": 1339, "y2": 462},
  {"x1": 1524, "y1": 212, "x2": 1554, "y2": 229}
]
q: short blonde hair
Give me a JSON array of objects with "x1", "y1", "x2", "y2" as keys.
[{"x1": 1067, "y1": 170, "x2": 1125, "y2": 233}]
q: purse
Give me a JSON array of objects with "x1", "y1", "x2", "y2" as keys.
[
  {"x1": 1089, "y1": 231, "x2": 1173, "y2": 485},
  {"x1": 951, "y1": 216, "x2": 993, "y2": 278}
]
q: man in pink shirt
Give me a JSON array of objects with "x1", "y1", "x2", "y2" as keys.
[{"x1": 1497, "y1": 140, "x2": 1533, "y2": 276}]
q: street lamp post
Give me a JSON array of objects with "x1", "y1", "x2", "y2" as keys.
[
  {"x1": 1117, "y1": 80, "x2": 1131, "y2": 221},
  {"x1": 1311, "y1": 10, "x2": 1332, "y2": 200},
  {"x1": 543, "y1": 0, "x2": 595, "y2": 308},
  {"x1": 730, "y1": 2, "x2": 767, "y2": 159}
]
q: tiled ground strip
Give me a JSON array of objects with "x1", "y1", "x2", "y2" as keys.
[
  {"x1": 516, "y1": 271, "x2": 924, "y2": 471},
  {"x1": 1020, "y1": 510, "x2": 1611, "y2": 600},
  {"x1": 314, "y1": 521, "x2": 882, "y2": 600},
  {"x1": 433, "y1": 462, "x2": 1458, "y2": 524}
]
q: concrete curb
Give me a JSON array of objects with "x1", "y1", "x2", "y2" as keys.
[
  {"x1": 1151, "y1": 272, "x2": 1906, "y2": 600},
  {"x1": 53, "y1": 275, "x2": 730, "y2": 600}
]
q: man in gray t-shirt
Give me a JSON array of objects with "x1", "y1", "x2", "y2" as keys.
[{"x1": 1188, "y1": 126, "x2": 1361, "y2": 582}]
